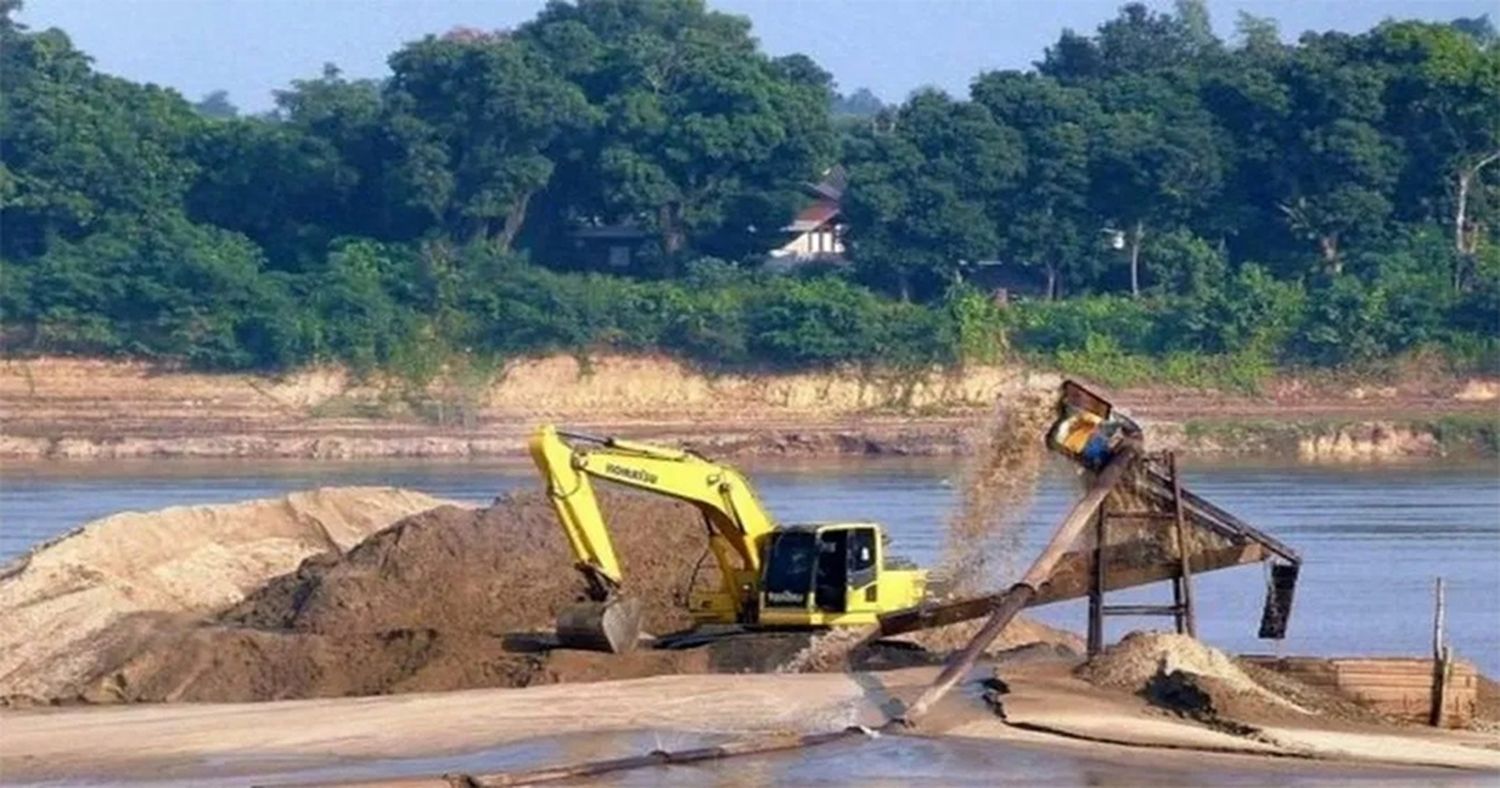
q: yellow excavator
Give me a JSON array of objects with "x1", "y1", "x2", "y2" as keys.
[{"x1": 529, "y1": 425, "x2": 929, "y2": 652}]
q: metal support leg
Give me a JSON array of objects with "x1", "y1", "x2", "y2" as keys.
[
  {"x1": 1172, "y1": 576, "x2": 1187, "y2": 634},
  {"x1": 1087, "y1": 505, "x2": 1106, "y2": 656},
  {"x1": 1169, "y1": 452, "x2": 1197, "y2": 638}
]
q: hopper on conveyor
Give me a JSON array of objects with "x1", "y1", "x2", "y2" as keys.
[{"x1": 879, "y1": 380, "x2": 1301, "y2": 641}]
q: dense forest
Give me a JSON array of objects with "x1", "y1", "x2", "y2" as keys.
[{"x1": 1, "y1": 0, "x2": 1497, "y2": 388}]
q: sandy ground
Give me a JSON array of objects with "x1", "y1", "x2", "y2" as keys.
[{"x1": 3, "y1": 662, "x2": 1496, "y2": 786}]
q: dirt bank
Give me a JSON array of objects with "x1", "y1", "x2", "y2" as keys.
[
  {"x1": 6, "y1": 483, "x2": 1078, "y2": 705},
  {"x1": 3, "y1": 355, "x2": 1494, "y2": 460},
  {"x1": 0, "y1": 487, "x2": 454, "y2": 703}
]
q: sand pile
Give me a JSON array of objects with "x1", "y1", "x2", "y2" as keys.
[
  {"x1": 1079, "y1": 631, "x2": 1305, "y2": 718},
  {"x1": 68, "y1": 488, "x2": 713, "y2": 703},
  {"x1": 0, "y1": 487, "x2": 452, "y2": 703},
  {"x1": 223, "y1": 489, "x2": 704, "y2": 637},
  {"x1": 897, "y1": 615, "x2": 1085, "y2": 657},
  {"x1": 776, "y1": 609, "x2": 1083, "y2": 674}
]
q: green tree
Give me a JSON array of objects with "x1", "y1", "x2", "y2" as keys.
[
  {"x1": 385, "y1": 32, "x2": 594, "y2": 250},
  {"x1": 972, "y1": 71, "x2": 1100, "y2": 298},
  {"x1": 0, "y1": 23, "x2": 201, "y2": 259},
  {"x1": 1275, "y1": 33, "x2": 1403, "y2": 273},
  {"x1": 1372, "y1": 21, "x2": 1500, "y2": 287},
  {"x1": 1088, "y1": 83, "x2": 1225, "y2": 296},
  {"x1": 1040, "y1": 2, "x2": 1217, "y2": 80},
  {"x1": 192, "y1": 90, "x2": 239, "y2": 119},
  {"x1": 832, "y1": 87, "x2": 885, "y2": 118},
  {"x1": 520, "y1": 0, "x2": 836, "y2": 260},
  {"x1": 16, "y1": 214, "x2": 297, "y2": 368},
  {"x1": 842, "y1": 89, "x2": 1022, "y2": 300}
]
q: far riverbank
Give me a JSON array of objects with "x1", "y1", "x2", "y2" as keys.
[{"x1": 2, "y1": 355, "x2": 1495, "y2": 461}]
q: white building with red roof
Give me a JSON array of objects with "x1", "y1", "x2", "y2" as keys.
[{"x1": 768, "y1": 166, "x2": 847, "y2": 265}]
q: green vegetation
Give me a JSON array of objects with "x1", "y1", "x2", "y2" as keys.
[
  {"x1": 1432, "y1": 413, "x2": 1500, "y2": 454},
  {"x1": 1, "y1": 1, "x2": 1497, "y2": 383}
]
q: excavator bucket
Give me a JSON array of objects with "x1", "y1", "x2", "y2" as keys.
[{"x1": 555, "y1": 596, "x2": 643, "y2": 653}]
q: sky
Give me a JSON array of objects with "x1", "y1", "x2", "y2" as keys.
[{"x1": 16, "y1": 0, "x2": 1494, "y2": 113}]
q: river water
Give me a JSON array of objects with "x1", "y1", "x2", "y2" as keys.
[{"x1": 1, "y1": 456, "x2": 1496, "y2": 674}]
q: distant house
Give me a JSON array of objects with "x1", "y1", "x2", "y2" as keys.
[
  {"x1": 569, "y1": 221, "x2": 653, "y2": 269},
  {"x1": 768, "y1": 166, "x2": 848, "y2": 267}
]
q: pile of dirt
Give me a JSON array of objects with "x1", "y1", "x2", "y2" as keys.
[
  {"x1": 0, "y1": 487, "x2": 452, "y2": 703},
  {"x1": 896, "y1": 615, "x2": 1085, "y2": 657},
  {"x1": 1078, "y1": 631, "x2": 1307, "y2": 721},
  {"x1": 71, "y1": 488, "x2": 714, "y2": 703},
  {"x1": 1474, "y1": 674, "x2": 1500, "y2": 732},
  {"x1": 222, "y1": 488, "x2": 704, "y2": 637},
  {"x1": 776, "y1": 614, "x2": 1084, "y2": 674},
  {"x1": 1479, "y1": 675, "x2": 1500, "y2": 720}
]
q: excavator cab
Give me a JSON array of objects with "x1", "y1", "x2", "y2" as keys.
[{"x1": 757, "y1": 523, "x2": 924, "y2": 627}]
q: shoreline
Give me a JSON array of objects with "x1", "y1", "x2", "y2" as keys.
[
  {"x1": 2, "y1": 355, "x2": 1496, "y2": 462},
  {"x1": 4, "y1": 410, "x2": 1495, "y2": 463},
  {"x1": 2, "y1": 665, "x2": 1494, "y2": 785}
]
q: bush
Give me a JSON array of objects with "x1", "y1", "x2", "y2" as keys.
[
  {"x1": 1163, "y1": 264, "x2": 1305, "y2": 355},
  {"x1": 12, "y1": 214, "x2": 300, "y2": 369},
  {"x1": 749, "y1": 277, "x2": 896, "y2": 366},
  {"x1": 1000, "y1": 296, "x2": 1159, "y2": 354}
]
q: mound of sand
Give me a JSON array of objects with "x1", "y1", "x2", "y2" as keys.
[
  {"x1": 777, "y1": 614, "x2": 1082, "y2": 675},
  {"x1": 1078, "y1": 631, "x2": 1305, "y2": 718},
  {"x1": 223, "y1": 489, "x2": 705, "y2": 637},
  {"x1": 898, "y1": 615, "x2": 1085, "y2": 657},
  {"x1": 0, "y1": 487, "x2": 453, "y2": 703},
  {"x1": 74, "y1": 488, "x2": 714, "y2": 703}
]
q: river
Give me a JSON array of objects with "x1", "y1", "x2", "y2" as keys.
[{"x1": 1, "y1": 456, "x2": 1496, "y2": 674}]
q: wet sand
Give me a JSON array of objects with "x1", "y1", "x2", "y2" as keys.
[{"x1": 4, "y1": 665, "x2": 1495, "y2": 786}]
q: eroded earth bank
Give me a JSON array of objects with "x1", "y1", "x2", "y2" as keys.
[{"x1": 3, "y1": 355, "x2": 1497, "y2": 461}]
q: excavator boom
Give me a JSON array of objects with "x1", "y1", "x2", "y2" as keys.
[{"x1": 528, "y1": 425, "x2": 781, "y2": 651}]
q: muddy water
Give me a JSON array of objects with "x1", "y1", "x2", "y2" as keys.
[
  {"x1": 1, "y1": 457, "x2": 1496, "y2": 675},
  {"x1": 171, "y1": 730, "x2": 1487, "y2": 788},
  {"x1": 14, "y1": 728, "x2": 1487, "y2": 787}
]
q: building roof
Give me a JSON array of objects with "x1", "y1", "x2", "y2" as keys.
[{"x1": 784, "y1": 199, "x2": 841, "y2": 232}]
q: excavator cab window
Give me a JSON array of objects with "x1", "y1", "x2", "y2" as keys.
[
  {"x1": 762, "y1": 531, "x2": 817, "y2": 608},
  {"x1": 848, "y1": 527, "x2": 877, "y2": 588},
  {"x1": 815, "y1": 530, "x2": 848, "y2": 613}
]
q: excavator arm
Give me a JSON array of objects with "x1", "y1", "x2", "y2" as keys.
[{"x1": 529, "y1": 425, "x2": 780, "y2": 650}]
